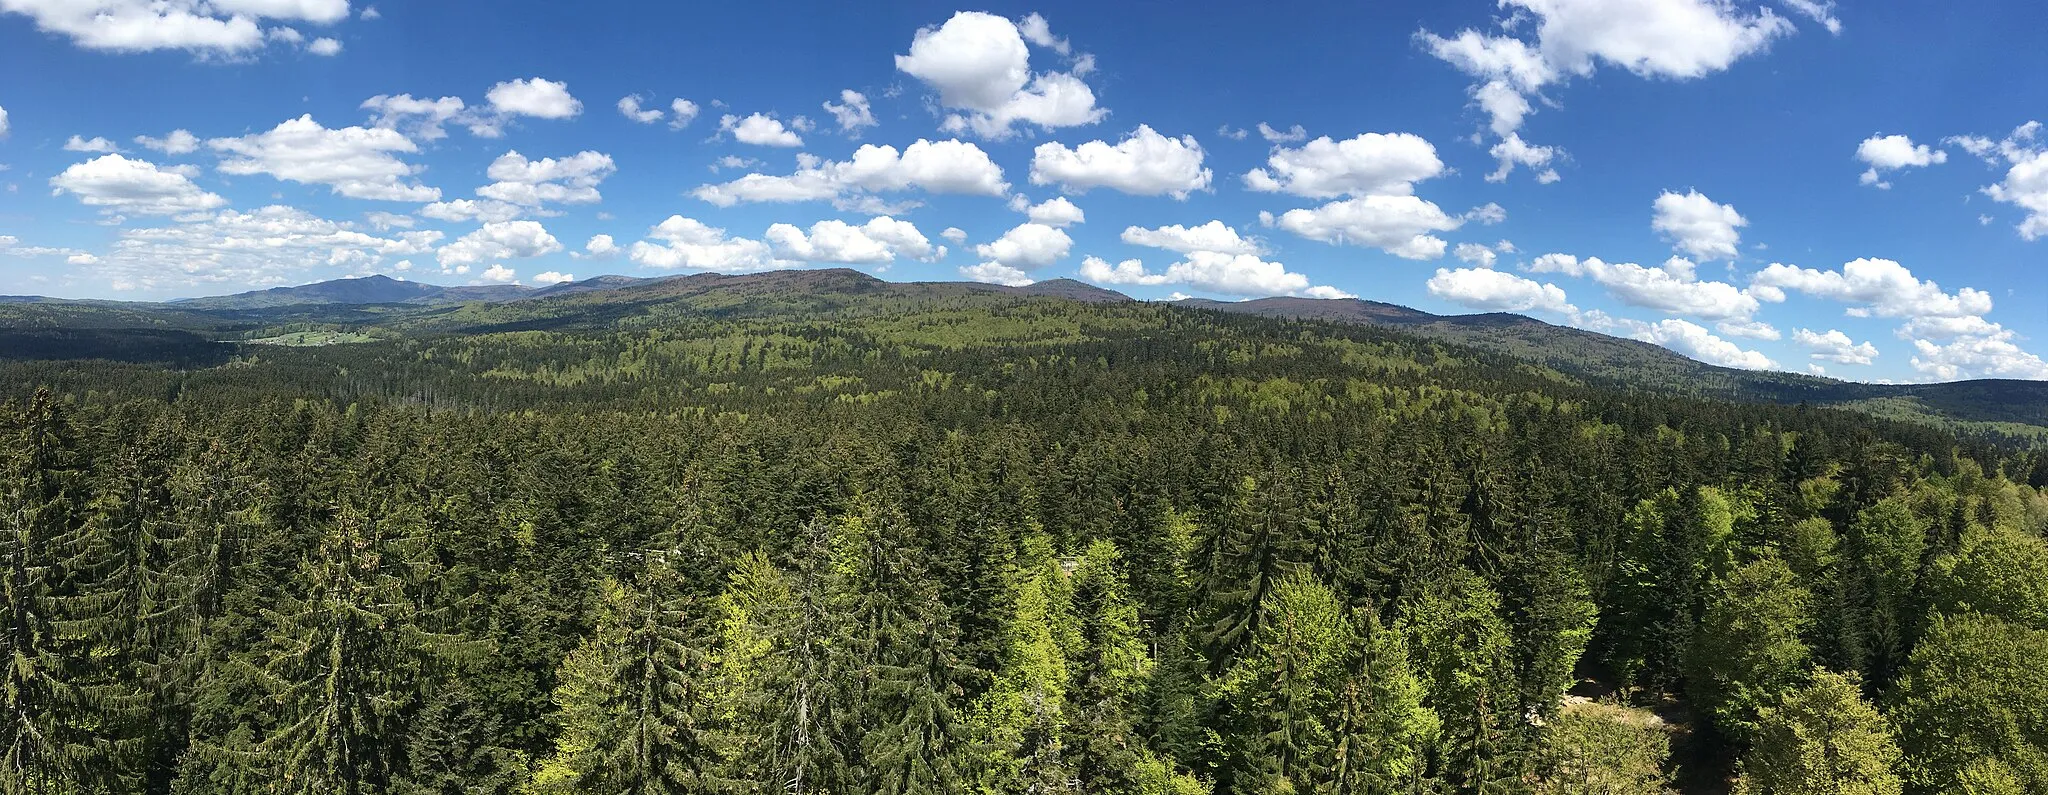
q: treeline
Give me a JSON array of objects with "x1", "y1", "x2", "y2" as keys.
[{"x1": 0, "y1": 297, "x2": 2045, "y2": 794}]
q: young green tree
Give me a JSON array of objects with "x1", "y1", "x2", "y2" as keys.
[
  {"x1": 1886, "y1": 613, "x2": 2048, "y2": 794},
  {"x1": 1325, "y1": 607, "x2": 1440, "y2": 795},
  {"x1": 1217, "y1": 569, "x2": 1351, "y2": 793},
  {"x1": 970, "y1": 531, "x2": 1079, "y2": 794},
  {"x1": 1685, "y1": 555, "x2": 1815, "y2": 745},
  {"x1": 1533, "y1": 700, "x2": 1673, "y2": 795},
  {"x1": 1406, "y1": 567, "x2": 1522, "y2": 794},
  {"x1": 1733, "y1": 669, "x2": 1903, "y2": 795}
]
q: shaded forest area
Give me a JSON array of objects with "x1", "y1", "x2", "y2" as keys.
[{"x1": 2, "y1": 292, "x2": 2046, "y2": 795}]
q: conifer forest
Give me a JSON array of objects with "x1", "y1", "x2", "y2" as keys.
[{"x1": 2, "y1": 274, "x2": 2046, "y2": 795}]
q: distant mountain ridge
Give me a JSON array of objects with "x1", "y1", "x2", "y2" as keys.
[{"x1": 7, "y1": 268, "x2": 2046, "y2": 434}]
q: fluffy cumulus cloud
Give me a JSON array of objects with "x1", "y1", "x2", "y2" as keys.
[
  {"x1": 81, "y1": 204, "x2": 442, "y2": 291},
  {"x1": 1951, "y1": 121, "x2": 2048, "y2": 240},
  {"x1": 0, "y1": 0, "x2": 350, "y2": 56},
  {"x1": 965, "y1": 222, "x2": 1072, "y2": 283},
  {"x1": 209, "y1": 114, "x2": 439, "y2": 201},
  {"x1": 50, "y1": 154, "x2": 228, "y2": 215},
  {"x1": 1530, "y1": 253, "x2": 1759, "y2": 320},
  {"x1": 719, "y1": 113, "x2": 805, "y2": 147},
  {"x1": 1855, "y1": 133, "x2": 1946, "y2": 189},
  {"x1": 1427, "y1": 267, "x2": 1575, "y2": 314},
  {"x1": 1634, "y1": 318, "x2": 1778, "y2": 370},
  {"x1": 437, "y1": 220, "x2": 564, "y2": 266},
  {"x1": 1453, "y1": 242, "x2": 1498, "y2": 267},
  {"x1": 1651, "y1": 189, "x2": 1746, "y2": 260},
  {"x1": 895, "y1": 11, "x2": 1104, "y2": 139},
  {"x1": 1420, "y1": 0, "x2": 1816, "y2": 182},
  {"x1": 626, "y1": 216, "x2": 782, "y2": 272},
  {"x1": 475, "y1": 150, "x2": 615, "y2": 207},
  {"x1": 1266, "y1": 195, "x2": 1462, "y2": 260},
  {"x1": 1792, "y1": 328, "x2": 1878, "y2": 365},
  {"x1": 63, "y1": 135, "x2": 122, "y2": 153},
  {"x1": 617, "y1": 94, "x2": 663, "y2": 124},
  {"x1": 1030, "y1": 125, "x2": 1212, "y2": 198},
  {"x1": 1121, "y1": 220, "x2": 1262, "y2": 256},
  {"x1": 1747, "y1": 257, "x2": 1991, "y2": 319},
  {"x1": 134, "y1": 129, "x2": 201, "y2": 154},
  {"x1": 486, "y1": 78, "x2": 582, "y2": 119},
  {"x1": 669, "y1": 99, "x2": 700, "y2": 130},
  {"x1": 765, "y1": 216, "x2": 939, "y2": 264},
  {"x1": 1023, "y1": 196, "x2": 1084, "y2": 227},
  {"x1": 360, "y1": 94, "x2": 469, "y2": 141},
  {"x1": 532, "y1": 270, "x2": 575, "y2": 285},
  {"x1": 1257, "y1": 123, "x2": 1308, "y2": 143},
  {"x1": 1243, "y1": 132, "x2": 1444, "y2": 198},
  {"x1": 823, "y1": 90, "x2": 877, "y2": 134},
  {"x1": 420, "y1": 199, "x2": 527, "y2": 224},
  {"x1": 1092, "y1": 219, "x2": 1345, "y2": 298},
  {"x1": 694, "y1": 138, "x2": 1008, "y2": 207},
  {"x1": 1911, "y1": 334, "x2": 2048, "y2": 381}
]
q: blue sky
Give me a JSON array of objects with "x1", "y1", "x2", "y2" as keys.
[{"x1": 1, "y1": 0, "x2": 2045, "y2": 382}]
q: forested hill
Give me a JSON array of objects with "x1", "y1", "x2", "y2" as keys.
[
  {"x1": 6, "y1": 268, "x2": 2047, "y2": 436},
  {"x1": 2, "y1": 266, "x2": 2047, "y2": 795}
]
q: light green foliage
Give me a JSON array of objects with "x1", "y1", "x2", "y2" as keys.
[
  {"x1": 1887, "y1": 614, "x2": 2048, "y2": 794},
  {"x1": 1534, "y1": 700, "x2": 1674, "y2": 795},
  {"x1": 1686, "y1": 555, "x2": 1815, "y2": 745},
  {"x1": 1735, "y1": 670, "x2": 1903, "y2": 795},
  {"x1": 1923, "y1": 523, "x2": 2048, "y2": 630},
  {"x1": 1218, "y1": 570, "x2": 1355, "y2": 792},
  {"x1": 1406, "y1": 567, "x2": 1520, "y2": 793}
]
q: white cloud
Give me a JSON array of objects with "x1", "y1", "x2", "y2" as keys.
[
  {"x1": 1855, "y1": 133, "x2": 1946, "y2": 189},
  {"x1": 81, "y1": 204, "x2": 441, "y2": 291},
  {"x1": 210, "y1": 114, "x2": 439, "y2": 201},
  {"x1": 719, "y1": 113, "x2": 804, "y2": 147},
  {"x1": 1217, "y1": 125, "x2": 1248, "y2": 141},
  {"x1": 974, "y1": 222, "x2": 1072, "y2": 273},
  {"x1": 895, "y1": 11, "x2": 1105, "y2": 139},
  {"x1": 486, "y1": 77, "x2": 582, "y2": 120},
  {"x1": 1716, "y1": 318, "x2": 1781, "y2": 340},
  {"x1": 960, "y1": 263, "x2": 1034, "y2": 286},
  {"x1": 0, "y1": 105, "x2": 8, "y2": 137},
  {"x1": 1488, "y1": 133, "x2": 1560, "y2": 183},
  {"x1": 1453, "y1": 243, "x2": 1497, "y2": 267},
  {"x1": 1910, "y1": 334, "x2": 2048, "y2": 381},
  {"x1": 420, "y1": 199, "x2": 526, "y2": 224},
  {"x1": 437, "y1": 220, "x2": 563, "y2": 266},
  {"x1": 1652, "y1": 189, "x2": 1746, "y2": 260},
  {"x1": 475, "y1": 150, "x2": 615, "y2": 206},
  {"x1": 582, "y1": 234, "x2": 618, "y2": 257},
  {"x1": 1792, "y1": 328, "x2": 1878, "y2": 365},
  {"x1": 134, "y1": 129, "x2": 201, "y2": 154},
  {"x1": 1121, "y1": 220, "x2": 1262, "y2": 256},
  {"x1": 1530, "y1": 253, "x2": 1759, "y2": 320},
  {"x1": 1243, "y1": 132, "x2": 1444, "y2": 198},
  {"x1": 823, "y1": 90, "x2": 877, "y2": 134},
  {"x1": 63, "y1": 135, "x2": 121, "y2": 153},
  {"x1": 0, "y1": 0, "x2": 348, "y2": 56},
  {"x1": 1636, "y1": 318, "x2": 1777, "y2": 370},
  {"x1": 1023, "y1": 196, "x2": 1085, "y2": 227},
  {"x1": 67, "y1": 252, "x2": 100, "y2": 265},
  {"x1": 1420, "y1": 0, "x2": 1809, "y2": 182},
  {"x1": 359, "y1": 4, "x2": 377, "y2": 19},
  {"x1": 363, "y1": 210, "x2": 413, "y2": 230},
  {"x1": 765, "y1": 216, "x2": 938, "y2": 264},
  {"x1": 1467, "y1": 202, "x2": 1508, "y2": 225},
  {"x1": 1080, "y1": 256, "x2": 1167, "y2": 286},
  {"x1": 359, "y1": 94, "x2": 468, "y2": 141},
  {"x1": 1428, "y1": 267, "x2": 1575, "y2": 314},
  {"x1": 1029, "y1": 125, "x2": 1212, "y2": 198},
  {"x1": 617, "y1": 95, "x2": 664, "y2": 124},
  {"x1": 1269, "y1": 195, "x2": 1462, "y2": 260},
  {"x1": 669, "y1": 99, "x2": 700, "y2": 130},
  {"x1": 1749, "y1": 258, "x2": 1992, "y2": 319},
  {"x1": 306, "y1": 36, "x2": 340, "y2": 56},
  {"x1": 50, "y1": 154, "x2": 228, "y2": 215},
  {"x1": 1779, "y1": 0, "x2": 1842, "y2": 34},
  {"x1": 1257, "y1": 122, "x2": 1308, "y2": 143},
  {"x1": 1080, "y1": 252, "x2": 1345, "y2": 298},
  {"x1": 941, "y1": 227, "x2": 968, "y2": 244},
  {"x1": 694, "y1": 138, "x2": 1008, "y2": 206},
  {"x1": 627, "y1": 216, "x2": 783, "y2": 272},
  {"x1": 1953, "y1": 122, "x2": 2048, "y2": 240},
  {"x1": 532, "y1": 270, "x2": 575, "y2": 285},
  {"x1": 478, "y1": 264, "x2": 517, "y2": 284}
]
